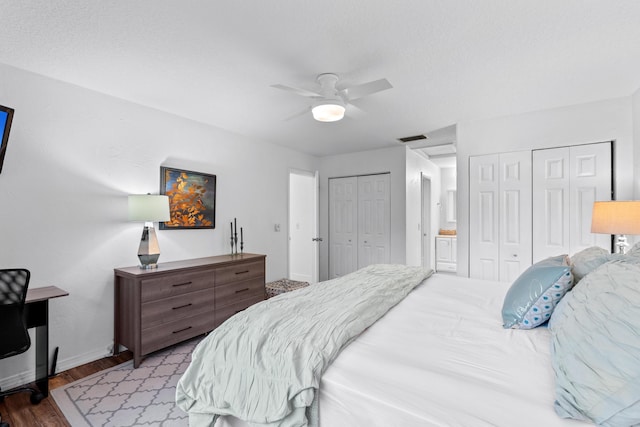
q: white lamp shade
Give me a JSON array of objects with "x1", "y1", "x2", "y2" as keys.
[
  {"x1": 312, "y1": 101, "x2": 346, "y2": 122},
  {"x1": 128, "y1": 195, "x2": 170, "y2": 222},
  {"x1": 591, "y1": 200, "x2": 640, "y2": 235}
]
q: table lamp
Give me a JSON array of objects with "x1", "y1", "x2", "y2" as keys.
[
  {"x1": 128, "y1": 194, "x2": 170, "y2": 268},
  {"x1": 591, "y1": 200, "x2": 640, "y2": 254}
]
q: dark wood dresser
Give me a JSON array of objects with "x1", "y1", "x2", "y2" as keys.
[{"x1": 114, "y1": 253, "x2": 266, "y2": 367}]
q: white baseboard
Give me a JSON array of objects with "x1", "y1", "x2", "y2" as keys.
[
  {"x1": 0, "y1": 347, "x2": 113, "y2": 391},
  {"x1": 290, "y1": 273, "x2": 312, "y2": 282}
]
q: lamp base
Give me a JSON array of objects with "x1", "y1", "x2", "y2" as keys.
[
  {"x1": 138, "y1": 223, "x2": 161, "y2": 269},
  {"x1": 615, "y1": 234, "x2": 630, "y2": 254},
  {"x1": 137, "y1": 257, "x2": 159, "y2": 269}
]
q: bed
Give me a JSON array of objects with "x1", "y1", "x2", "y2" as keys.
[{"x1": 176, "y1": 254, "x2": 640, "y2": 427}]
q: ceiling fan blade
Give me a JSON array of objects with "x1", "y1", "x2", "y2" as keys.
[
  {"x1": 283, "y1": 106, "x2": 312, "y2": 121},
  {"x1": 346, "y1": 102, "x2": 366, "y2": 119},
  {"x1": 271, "y1": 84, "x2": 321, "y2": 98},
  {"x1": 341, "y1": 78, "x2": 392, "y2": 101}
]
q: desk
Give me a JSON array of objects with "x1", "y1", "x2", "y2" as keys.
[{"x1": 24, "y1": 286, "x2": 68, "y2": 397}]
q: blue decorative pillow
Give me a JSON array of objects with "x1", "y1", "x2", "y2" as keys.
[
  {"x1": 501, "y1": 255, "x2": 573, "y2": 329},
  {"x1": 549, "y1": 258, "x2": 640, "y2": 425}
]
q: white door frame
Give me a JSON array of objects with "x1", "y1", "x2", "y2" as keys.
[{"x1": 288, "y1": 169, "x2": 319, "y2": 283}]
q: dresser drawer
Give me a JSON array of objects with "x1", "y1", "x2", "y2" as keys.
[
  {"x1": 141, "y1": 270, "x2": 214, "y2": 302},
  {"x1": 141, "y1": 313, "x2": 215, "y2": 355},
  {"x1": 215, "y1": 277, "x2": 264, "y2": 306},
  {"x1": 215, "y1": 260, "x2": 264, "y2": 285},
  {"x1": 141, "y1": 288, "x2": 215, "y2": 329},
  {"x1": 214, "y1": 294, "x2": 264, "y2": 327}
]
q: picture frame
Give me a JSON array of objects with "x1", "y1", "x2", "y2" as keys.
[{"x1": 159, "y1": 166, "x2": 216, "y2": 229}]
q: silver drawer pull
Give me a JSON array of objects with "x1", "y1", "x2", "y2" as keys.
[
  {"x1": 172, "y1": 281, "x2": 192, "y2": 287},
  {"x1": 235, "y1": 270, "x2": 250, "y2": 275},
  {"x1": 235, "y1": 288, "x2": 250, "y2": 294},
  {"x1": 172, "y1": 303, "x2": 193, "y2": 310},
  {"x1": 173, "y1": 326, "x2": 192, "y2": 334}
]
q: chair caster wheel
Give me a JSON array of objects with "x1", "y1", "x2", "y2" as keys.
[{"x1": 30, "y1": 392, "x2": 44, "y2": 405}]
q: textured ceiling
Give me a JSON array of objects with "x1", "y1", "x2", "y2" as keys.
[{"x1": 2, "y1": 1, "x2": 640, "y2": 157}]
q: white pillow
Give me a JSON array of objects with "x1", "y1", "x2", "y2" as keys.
[
  {"x1": 549, "y1": 258, "x2": 640, "y2": 425},
  {"x1": 569, "y1": 246, "x2": 610, "y2": 283}
]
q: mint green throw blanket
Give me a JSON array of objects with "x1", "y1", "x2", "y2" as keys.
[{"x1": 176, "y1": 264, "x2": 432, "y2": 427}]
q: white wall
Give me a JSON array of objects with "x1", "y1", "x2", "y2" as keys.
[
  {"x1": 0, "y1": 63, "x2": 318, "y2": 389},
  {"x1": 457, "y1": 97, "x2": 634, "y2": 277},
  {"x1": 405, "y1": 149, "x2": 441, "y2": 268},
  {"x1": 318, "y1": 146, "x2": 407, "y2": 281},
  {"x1": 633, "y1": 87, "x2": 640, "y2": 199}
]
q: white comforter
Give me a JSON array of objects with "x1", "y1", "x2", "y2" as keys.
[{"x1": 218, "y1": 273, "x2": 590, "y2": 427}]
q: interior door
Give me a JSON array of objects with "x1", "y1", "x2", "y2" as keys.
[
  {"x1": 329, "y1": 177, "x2": 358, "y2": 278},
  {"x1": 421, "y1": 174, "x2": 432, "y2": 270},
  {"x1": 357, "y1": 173, "x2": 391, "y2": 268},
  {"x1": 288, "y1": 170, "x2": 319, "y2": 283}
]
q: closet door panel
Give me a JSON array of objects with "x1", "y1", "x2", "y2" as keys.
[
  {"x1": 357, "y1": 174, "x2": 391, "y2": 268},
  {"x1": 499, "y1": 151, "x2": 532, "y2": 282},
  {"x1": 569, "y1": 143, "x2": 612, "y2": 254},
  {"x1": 329, "y1": 177, "x2": 358, "y2": 278},
  {"x1": 329, "y1": 174, "x2": 390, "y2": 278},
  {"x1": 533, "y1": 148, "x2": 570, "y2": 263},
  {"x1": 469, "y1": 155, "x2": 499, "y2": 280},
  {"x1": 532, "y1": 142, "x2": 612, "y2": 262}
]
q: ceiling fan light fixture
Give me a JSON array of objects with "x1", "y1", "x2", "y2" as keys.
[{"x1": 312, "y1": 99, "x2": 345, "y2": 122}]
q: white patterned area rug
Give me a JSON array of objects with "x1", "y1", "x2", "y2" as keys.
[{"x1": 52, "y1": 337, "x2": 201, "y2": 427}]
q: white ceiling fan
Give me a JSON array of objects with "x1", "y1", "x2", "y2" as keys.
[{"x1": 271, "y1": 73, "x2": 393, "y2": 122}]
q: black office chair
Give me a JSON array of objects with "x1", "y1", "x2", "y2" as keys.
[{"x1": 0, "y1": 269, "x2": 44, "y2": 427}]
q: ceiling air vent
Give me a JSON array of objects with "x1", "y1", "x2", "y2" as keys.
[{"x1": 397, "y1": 134, "x2": 427, "y2": 143}]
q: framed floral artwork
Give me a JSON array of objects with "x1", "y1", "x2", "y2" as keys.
[{"x1": 159, "y1": 166, "x2": 216, "y2": 229}]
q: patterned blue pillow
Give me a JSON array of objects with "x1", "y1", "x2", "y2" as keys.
[{"x1": 502, "y1": 255, "x2": 573, "y2": 329}]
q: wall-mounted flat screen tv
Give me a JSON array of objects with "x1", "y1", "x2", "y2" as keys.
[{"x1": 0, "y1": 105, "x2": 15, "y2": 174}]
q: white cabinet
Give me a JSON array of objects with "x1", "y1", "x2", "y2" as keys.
[{"x1": 436, "y1": 236, "x2": 457, "y2": 273}]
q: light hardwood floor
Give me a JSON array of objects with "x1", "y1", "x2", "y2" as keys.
[{"x1": 0, "y1": 351, "x2": 132, "y2": 426}]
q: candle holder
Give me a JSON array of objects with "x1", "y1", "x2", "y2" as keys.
[{"x1": 230, "y1": 218, "x2": 245, "y2": 255}]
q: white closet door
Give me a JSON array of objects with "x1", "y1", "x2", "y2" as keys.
[
  {"x1": 568, "y1": 143, "x2": 612, "y2": 255},
  {"x1": 499, "y1": 151, "x2": 532, "y2": 282},
  {"x1": 469, "y1": 154, "x2": 500, "y2": 280},
  {"x1": 532, "y1": 142, "x2": 612, "y2": 262},
  {"x1": 532, "y1": 148, "x2": 570, "y2": 262},
  {"x1": 357, "y1": 174, "x2": 391, "y2": 268},
  {"x1": 329, "y1": 177, "x2": 358, "y2": 278}
]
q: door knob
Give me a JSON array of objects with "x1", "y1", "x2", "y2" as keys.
[{"x1": 312, "y1": 237, "x2": 323, "y2": 242}]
